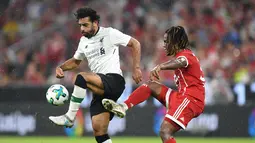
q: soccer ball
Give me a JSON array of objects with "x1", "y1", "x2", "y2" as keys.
[{"x1": 46, "y1": 84, "x2": 69, "y2": 106}]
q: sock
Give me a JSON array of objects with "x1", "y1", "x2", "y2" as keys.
[
  {"x1": 66, "y1": 85, "x2": 86, "y2": 120},
  {"x1": 124, "y1": 84, "x2": 151, "y2": 109},
  {"x1": 95, "y1": 134, "x2": 112, "y2": 143},
  {"x1": 103, "y1": 139, "x2": 112, "y2": 143},
  {"x1": 164, "y1": 138, "x2": 176, "y2": 143}
]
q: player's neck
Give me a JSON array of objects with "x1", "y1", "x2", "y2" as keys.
[
  {"x1": 87, "y1": 26, "x2": 100, "y2": 39},
  {"x1": 93, "y1": 26, "x2": 100, "y2": 36},
  {"x1": 176, "y1": 48, "x2": 189, "y2": 54},
  {"x1": 173, "y1": 49, "x2": 185, "y2": 56}
]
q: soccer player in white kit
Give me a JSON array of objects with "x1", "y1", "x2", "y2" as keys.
[{"x1": 49, "y1": 7, "x2": 142, "y2": 143}]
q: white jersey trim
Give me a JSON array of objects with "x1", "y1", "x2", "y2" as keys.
[
  {"x1": 173, "y1": 98, "x2": 190, "y2": 118},
  {"x1": 165, "y1": 114, "x2": 186, "y2": 129},
  {"x1": 165, "y1": 88, "x2": 172, "y2": 109},
  {"x1": 178, "y1": 69, "x2": 188, "y2": 88},
  {"x1": 176, "y1": 56, "x2": 189, "y2": 68}
]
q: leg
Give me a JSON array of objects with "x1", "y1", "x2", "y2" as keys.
[
  {"x1": 160, "y1": 120, "x2": 179, "y2": 143},
  {"x1": 92, "y1": 113, "x2": 112, "y2": 143},
  {"x1": 161, "y1": 92, "x2": 201, "y2": 143},
  {"x1": 124, "y1": 80, "x2": 163, "y2": 107},
  {"x1": 102, "y1": 80, "x2": 170, "y2": 118},
  {"x1": 49, "y1": 72, "x2": 106, "y2": 126},
  {"x1": 90, "y1": 73, "x2": 125, "y2": 142},
  {"x1": 79, "y1": 72, "x2": 105, "y2": 94},
  {"x1": 159, "y1": 91, "x2": 182, "y2": 143},
  {"x1": 124, "y1": 80, "x2": 170, "y2": 108}
]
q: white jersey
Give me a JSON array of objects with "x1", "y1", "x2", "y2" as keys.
[{"x1": 73, "y1": 27, "x2": 131, "y2": 75}]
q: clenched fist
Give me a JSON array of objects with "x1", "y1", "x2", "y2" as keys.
[
  {"x1": 150, "y1": 65, "x2": 161, "y2": 81},
  {"x1": 56, "y1": 67, "x2": 65, "y2": 78},
  {"x1": 132, "y1": 68, "x2": 142, "y2": 84}
]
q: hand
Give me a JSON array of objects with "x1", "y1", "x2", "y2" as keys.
[
  {"x1": 132, "y1": 68, "x2": 142, "y2": 84},
  {"x1": 56, "y1": 67, "x2": 65, "y2": 78},
  {"x1": 150, "y1": 65, "x2": 161, "y2": 81}
]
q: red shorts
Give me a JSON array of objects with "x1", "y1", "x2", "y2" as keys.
[{"x1": 158, "y1": 85, "x2": 204, "y2": 130}]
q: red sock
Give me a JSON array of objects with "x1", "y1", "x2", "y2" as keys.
[
  {"x1": 164, "y1": 138, "x2": 176, "y2": 143},
  {"x1": 124, "y1": 84, "x2": 151, "y2": 109}
]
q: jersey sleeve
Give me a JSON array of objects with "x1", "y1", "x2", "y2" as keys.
[
  {"x1": 176, "y1": 54, "x2": 191, "y2": 68},
  {"x1": 109, "y1": 28, "x2": 131, "y2": 47},
  {"x1": 73, "y1": 38, "x2": 86, "y2": 60}
]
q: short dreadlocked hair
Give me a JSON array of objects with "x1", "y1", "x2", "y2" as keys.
[
  {"x1": 165, "y1": 26, "x2": 189, "y2": 55},
  {"x1": 74, "y1": 7, "x2": 100, "y2": 23}
]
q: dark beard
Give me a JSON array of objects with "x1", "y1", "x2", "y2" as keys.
[
  {"x1": 83, "y1": 28, "x2": 95, "y2": 38},
  {"x1": 83, "y1": 32, "x2": 93, "y2": 38}
]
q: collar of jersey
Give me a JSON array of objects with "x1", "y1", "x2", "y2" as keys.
[{"x1": 88, "y1": 26, "x2": 100, "y2": 39}]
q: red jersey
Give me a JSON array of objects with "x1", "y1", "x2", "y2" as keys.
[{"x1": 174, "y1": 49, "x2": 205, "y2": 104}]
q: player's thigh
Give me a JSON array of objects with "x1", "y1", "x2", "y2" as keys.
[
  {"x1": 91, "y1": 112, "x2": 110, "y2": 135},
  {"x1": 78, "y1": 72, "x2": 104, "y2": 89},
  {"x1": 165, "y1": 94, "x2": 200, "y2": 130},
  {"x1": 77, "y1": 72, "x2": 104, "y2": 95},
  {"x1": 87, "y1": 83, "x2": 104, "y2": 96},
  {"x1": 90, "y1": 94, "x2": 115, "y2": 123}
]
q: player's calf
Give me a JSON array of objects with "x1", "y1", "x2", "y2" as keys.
[
  {"x1": 122, "y1": 81, "x2": 162, "y2": 109},
  {"x1": 160, "y1": 120, "x2": 179, "y2": 143},
  {"x1": 64, "y1": 74, "x2": 88, "y2": 121},
  {"x1": 92, "y1": 113, "x2": 112, "y2": 143},
  {"x1": 92, "y1": 122, "x2": 108, "y2": 136}
]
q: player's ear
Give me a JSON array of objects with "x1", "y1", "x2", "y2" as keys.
[{"x1": 93, "y1": 20, "x2": 99, "y2": 26}]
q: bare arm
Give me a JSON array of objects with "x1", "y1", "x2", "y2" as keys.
[
  {"x1": 126, "y1": 37, "x2": 142, "y2": 84},
  {"x1": 159, "y1": 56, "x2": 188, "y2": 70},
  {"x1": 150, "y1": 57, "x2": 188, "y2": 80},
  {"x1": 127, "y1": 37, "x2": 141, "y2": 70},
  {"x1": 56, "y1": 58, "x2": 82, "y2": 78},
  {"x1": 58, "y1": 58, "x2": 82, "y2": 71}
]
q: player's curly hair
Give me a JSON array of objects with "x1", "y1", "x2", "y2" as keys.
[
  {"x1": 165, "y1": 26, "x2": 189, "y2": 56},
  {"x1": 74, "y1": 7, "x2": 100, "y2": 23}
]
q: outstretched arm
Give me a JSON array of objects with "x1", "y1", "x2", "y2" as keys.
[
  {"x1": 127, "y1": 37, "x2": 142, "y2": 84},
  {"x1": 150, "y1": 57, "x2": 188, "y2": 80}
]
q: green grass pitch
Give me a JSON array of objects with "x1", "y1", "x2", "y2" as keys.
[{"x1": 0, "y1": 137, "x2": 254, "y2": 143}]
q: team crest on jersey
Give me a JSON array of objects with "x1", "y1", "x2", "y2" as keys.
[{"x1": 100, "y1": 37, "x2": 104, "y2": 43}]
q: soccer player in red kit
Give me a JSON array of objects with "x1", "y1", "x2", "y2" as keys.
[{"x1": 102, "y1": 26, "x2": 205, "y2": 143}]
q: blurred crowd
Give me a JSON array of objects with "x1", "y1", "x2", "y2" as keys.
[{"x1": 0, "y1": 0, "x2": 255, "y2": 104}]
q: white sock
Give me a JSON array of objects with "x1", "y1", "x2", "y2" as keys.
[
  {"x1": 121, "y1": 103, "x2": 128, "y2": 111},
  {"x1": 103, "y1": 139, "x2": 112, "y2": 143},
  {"x1": 66, "y1": 85, "x2": 86, "y2": 120}
]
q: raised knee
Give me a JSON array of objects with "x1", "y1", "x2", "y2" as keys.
[
  {"x1": 74, "y1": 73, "x2": 87, "y2": 88},
  {"x1": 145, "y1": 80, "x2": 155, "y2": 88},
  {"x1": 145, "y1": 80, "x2": 160, "y2": 91},
  {"x1": 92, "y1": 122, "x2": 108, "y2": 135}
]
